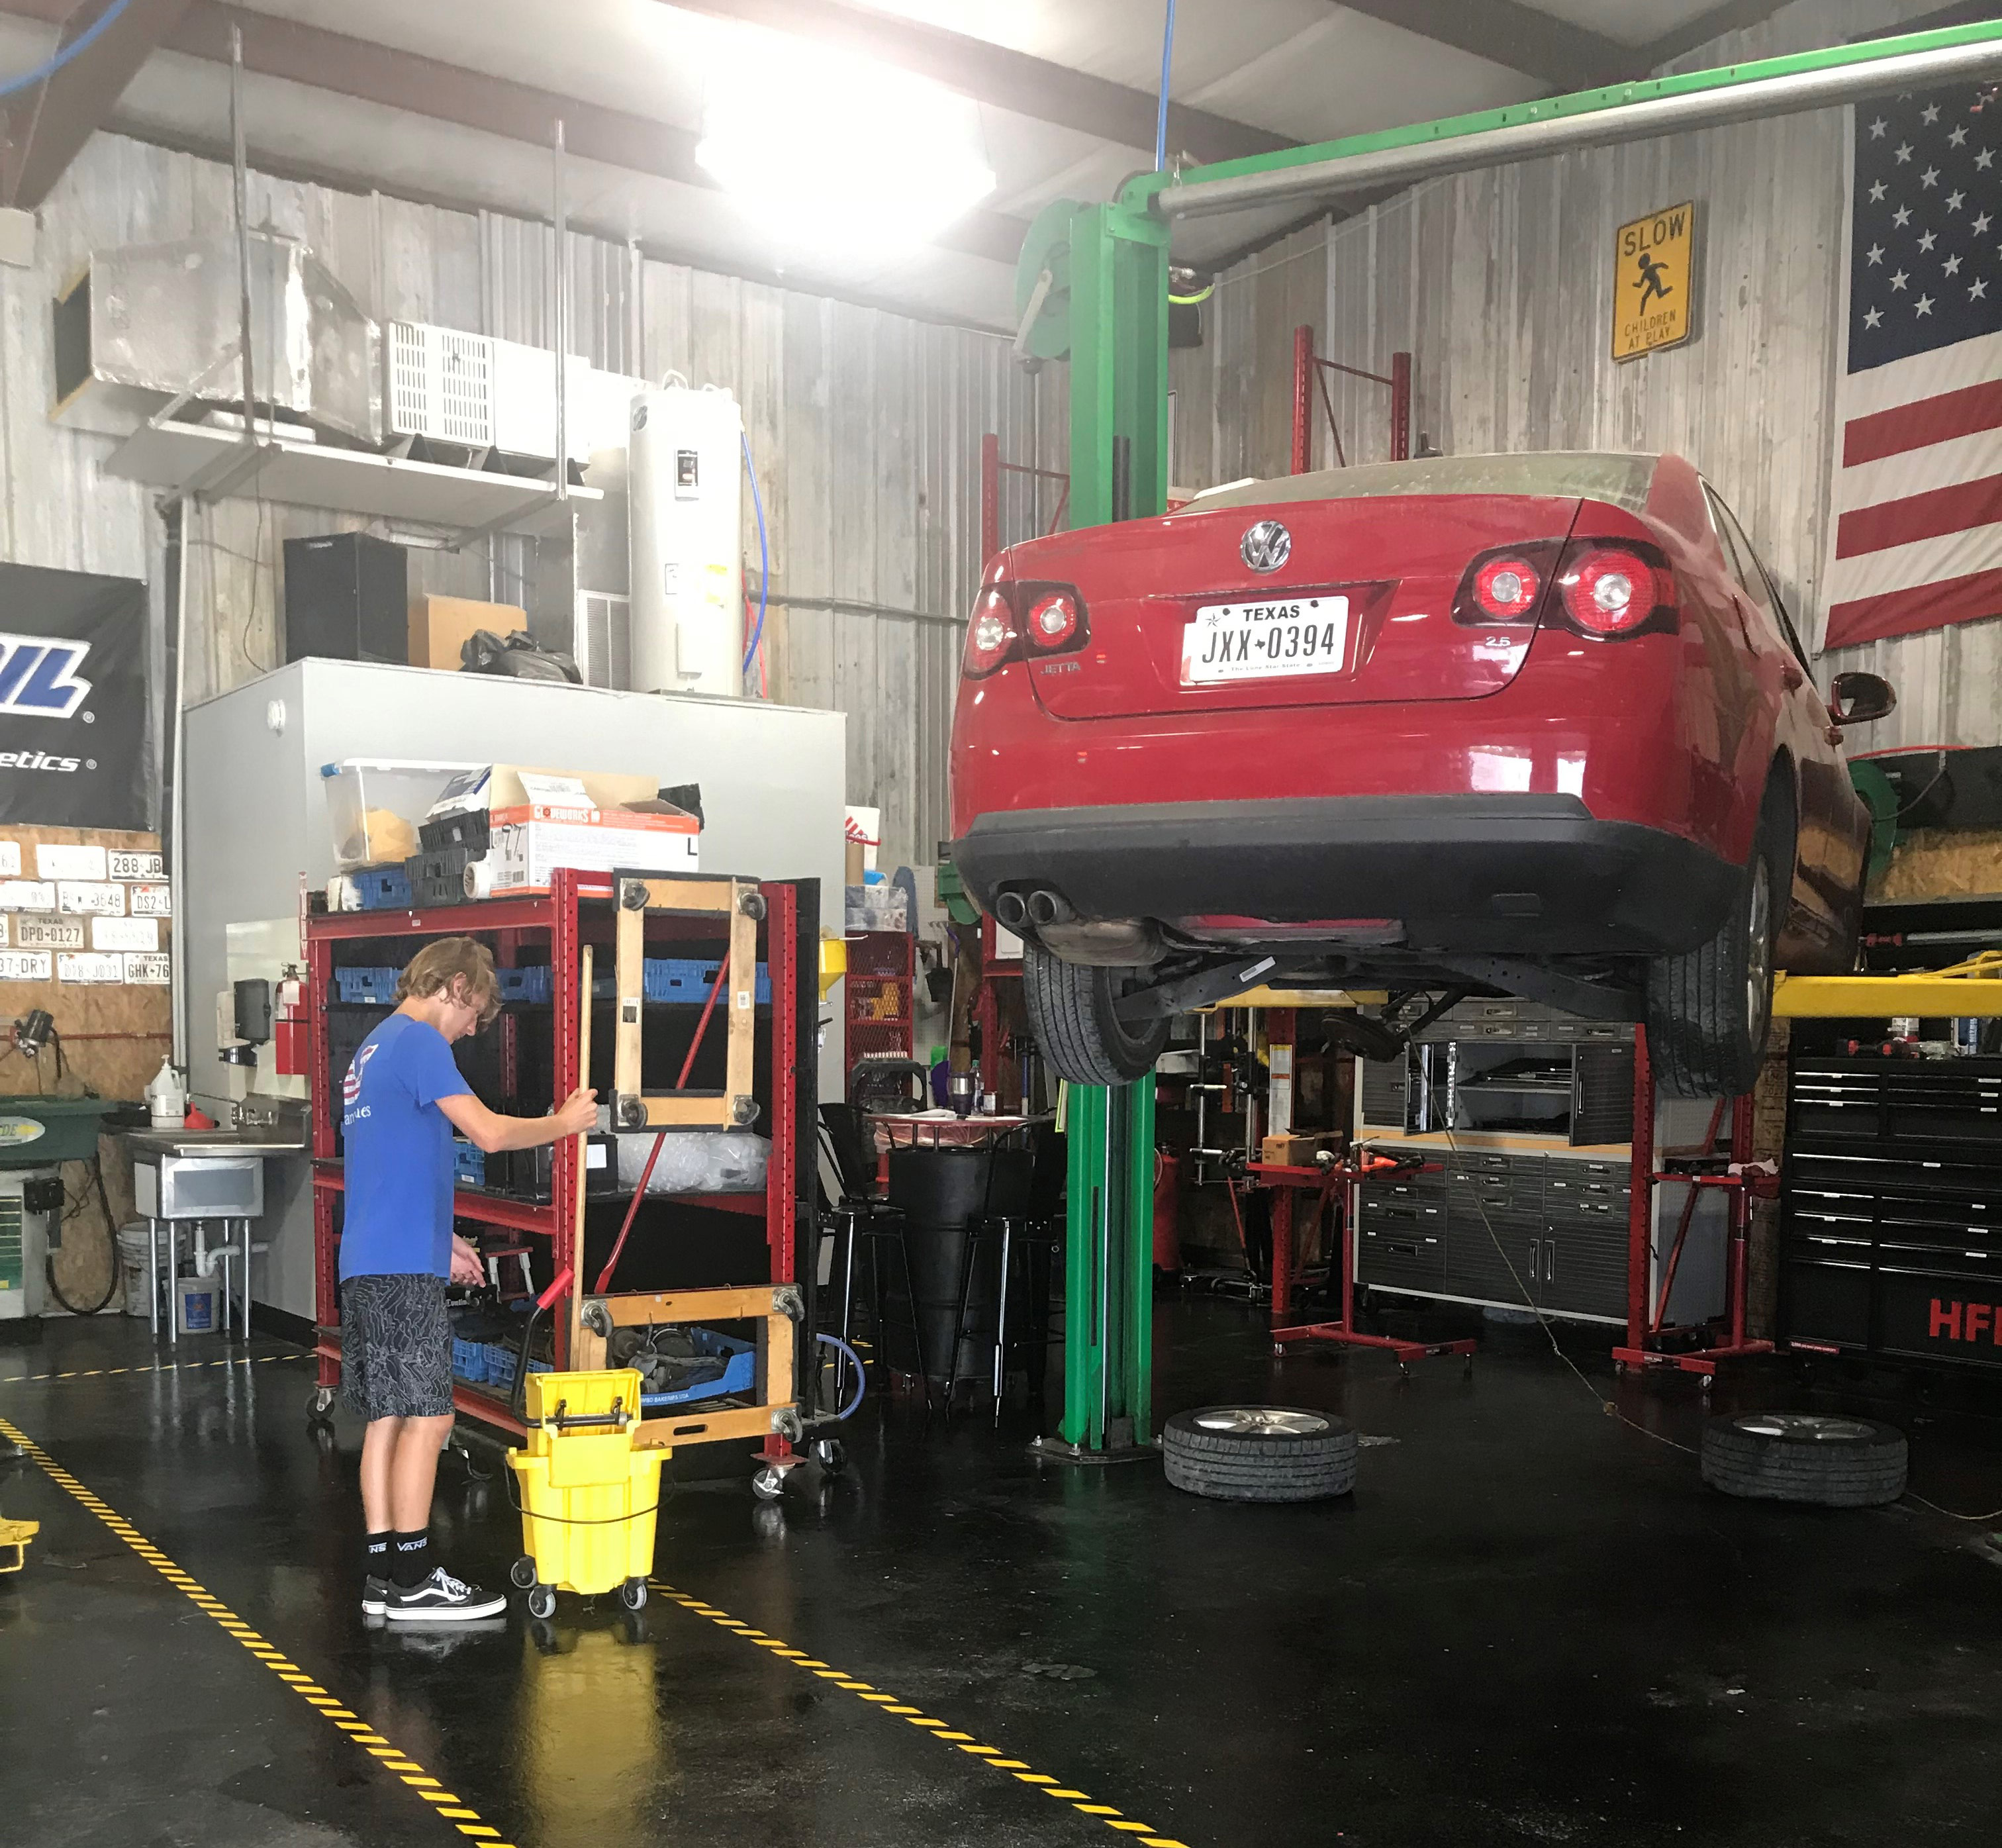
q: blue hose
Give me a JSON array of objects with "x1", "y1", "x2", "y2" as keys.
[
  {"x1": 740, "y1": 429, "x2": 768, "y2": 680},
  {"x1": 1154, "y1": 0, "x2": 1177, "y2": 171},
  {"x1": 1, "y1": 0, "x2": 131, "y2": 99},
  {"x1": 815, "y1": 1332, "x2": 867, "y2": 1421}
]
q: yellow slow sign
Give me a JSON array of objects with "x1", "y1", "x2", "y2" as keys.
[{"x1": 1612, "y1": 201, "x2": 1695, "y2": 361}]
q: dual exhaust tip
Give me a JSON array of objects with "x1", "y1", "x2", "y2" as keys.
[{"x1": 993, "y1": 887, "x2": 1073, "y2": 932}]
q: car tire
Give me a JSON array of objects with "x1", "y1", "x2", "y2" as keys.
[
  {"x1": 1645, "y1": 781, "x2": 1789, "y2": 1099},
  {"x1": 1161, "y1": 1405, "x2": 1358, "y2": 1503},
  {"x1": 1023, "y1": 942, "x2": 1170, "y2": 1087},
  {"x1": 1699, "y1": 1411, "x2": 1907, "y2": 1507}
]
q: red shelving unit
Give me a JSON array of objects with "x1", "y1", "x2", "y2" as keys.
[{"x1": 306, "y1": 867, "x2": 816, "y2": 1438}]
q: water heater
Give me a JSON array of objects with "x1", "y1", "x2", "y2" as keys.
[{"x1": 628, "y1": 383, "x2": 745, "y2": 697}]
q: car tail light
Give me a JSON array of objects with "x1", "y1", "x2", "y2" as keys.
[
  {"x1": 959, "y1": 580, "x2": 1088, "y2": 678},
  {"x1": 963, "y1": 586, "x2": 1017, "y2": 678},
  {"x1": 1472, "y1": 556, "x2": 1543, "y2": 620},
  {"x1": 1023, "y1": 587, "x2": 1081, "y2": 651},
  {"x1": 1553, "y1": 540, "x2": 1678, "y2": 641},
  {"x1": 1452, "y1": 540, "x2": 1563, "y2": 627}
]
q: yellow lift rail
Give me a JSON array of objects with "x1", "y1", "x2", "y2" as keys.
[
  {"x1": 1208, "y1": 958, "x2": 2002, "y2": 1021},
  {"x1": 1773, "y1": 952, "x2": 2002, "y2": 1018}
]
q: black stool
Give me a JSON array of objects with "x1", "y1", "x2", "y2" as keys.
[
  {"x1": 818, "y1": 1104, "x2": 931, "y2": 1411},
  {"x1": 945, "y1": 1121, "x2": 1066, "y2": 1422}
]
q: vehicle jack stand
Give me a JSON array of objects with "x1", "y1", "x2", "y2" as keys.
[
  {"x1": 1033, "y1": 1079, "x2": 1159, "y2": 1463},
  {"x1": 1259, "y1": 1159, "x2": 1477, "y2": 1377},
  {"x1": 1610, "y1": 1041, "x2": 1775, "y2": 1388}
]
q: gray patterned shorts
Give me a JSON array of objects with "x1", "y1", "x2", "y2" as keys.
[{"x1": 340, "y1": 1273, "x2": 453, "y2": 1422}]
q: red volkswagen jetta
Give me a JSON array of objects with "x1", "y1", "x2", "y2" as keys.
[{"x1": 948, "y1": 452, "x2": 1894, "y2": 1097}]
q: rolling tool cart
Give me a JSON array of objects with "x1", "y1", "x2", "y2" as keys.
[{"x1": 305, "y1": 868, "x2": 820, "y2": 1500}]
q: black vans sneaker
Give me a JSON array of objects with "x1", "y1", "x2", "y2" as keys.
[
  {"x1": 383, "y1": 1567, "x2": 507, "y2": 1623},
  {"x1": 361, "y1": 1575, "x2": 389, "y2": 1618}
]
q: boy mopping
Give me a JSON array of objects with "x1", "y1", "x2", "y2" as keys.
[{"x1": 339, "y1": 938, "x2": 596, "y2": 1620}]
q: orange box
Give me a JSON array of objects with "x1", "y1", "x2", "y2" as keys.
[{"x1": 408, "y1": 593, "x2": 526, "y2": 669}]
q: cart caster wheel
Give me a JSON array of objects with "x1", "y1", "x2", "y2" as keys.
[
  {"x1": 1699, "y1": 1375, "x2": 1715, "y2": 1394},
  {"x1": 526, "y1": 1584, "x2": 556, "y2": 1620},
  {"x1": 751, "y1": 1465, "x2": 785, "y2": 1502},
  {"x1": 510, "y1": 1555, "x2": 537, "y2": 1590},
  {"x1": 619, "y1": 1577, "x2": 648, "y2": 1612},
  {"x1": 1397, "y1": 1363, "x2": 1412, "y2": 1380},
  {"x1": 811, "y1": 1437, "x2": 846, "y2": 1477},
  {"x1": 1271, "y1": 1343, "x2": 1285, "y2": 1359},
  {"x1": 306, "y1": 1385, "x2": 336, "y2": 1427}
]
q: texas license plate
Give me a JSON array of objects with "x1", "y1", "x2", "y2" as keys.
[{"x1": 1180, "y1": 595, "x2": 1350, "y2": 686}]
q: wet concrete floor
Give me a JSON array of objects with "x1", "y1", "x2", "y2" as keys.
[{"x1": 3, "y1": 1298, "x2": 2001, "y2": 1847}]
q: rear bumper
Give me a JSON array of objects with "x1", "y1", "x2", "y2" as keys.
[{"x1": 950, "y1": 794, "x2": 1741, "y2": 958}]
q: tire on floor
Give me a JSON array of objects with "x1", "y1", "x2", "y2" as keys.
[
  {"x1": 1161, "y1": 1405, "x2": 1358, "y2": 1503},
  {"x1": 1699, "y1": 1411, "x2": 1907, "y2": 1507}
]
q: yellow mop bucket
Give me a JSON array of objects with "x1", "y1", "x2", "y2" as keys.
[{"x1": 506, "y1": 1368, "x2": 667, "y2": 1618}]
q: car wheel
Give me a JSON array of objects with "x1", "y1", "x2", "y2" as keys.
[
  {"x1": 1161, "y1": 1406, "x2": 1358, "y2": 1503},
  {"x1": 1645, "y1": 781, "x2": 1788, "y2": 1098},
  {"x1": 1699, "y1": 1411, "x2": 1907, "y2": 1507},
  {"x1": 1023, "y1": 942, "x2": 1170, "y2": 1087}
]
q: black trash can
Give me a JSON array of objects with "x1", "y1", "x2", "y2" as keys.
[{"x1": 886, "y1": 1145, "x2": 1033, "y2": 1385}]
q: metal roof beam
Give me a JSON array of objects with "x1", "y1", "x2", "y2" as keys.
[
  {"x1": 659, "y1": 0, "x2": 1293, "y2": 164},
  {"x1": 1331, "y1": 0, "x2": 1633, "y2": 91},
  {"x1": 0, "y1": 0, "x2": 1026, "y2": 264},
  {"x1": 1637, "y1": 1, "x2": 1795, "y2": 72},
  {"x1": 1, "y1": 0, "x2": 189, "y2": 208}
]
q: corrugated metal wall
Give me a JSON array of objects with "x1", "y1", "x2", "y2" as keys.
[
  {"x1": 1, "y1": 132, "x2": 1051, "y2": 870},
  {"x1": 1176, "y1": 0, "x2": 1999, "y2": 753}
]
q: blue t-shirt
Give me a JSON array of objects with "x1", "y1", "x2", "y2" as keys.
[{"x1": 338, "y1": 1013, "x2": 472, "y2": 1280}]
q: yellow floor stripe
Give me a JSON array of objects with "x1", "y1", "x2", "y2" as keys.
[
  {"x1": 651, "y1": 1578, "x2": 1172, "y2": 1843},
  {"x1": 0, "y1": 1352, "x2": 309, "y2": 1388},
  {"x1": 0, "y1": 1411, "x2": 516, "y2": 1848}
]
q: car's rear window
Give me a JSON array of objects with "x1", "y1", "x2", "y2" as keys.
[{"x1": 1178, "y1": 452, "x2": 1657, "y2": 514}]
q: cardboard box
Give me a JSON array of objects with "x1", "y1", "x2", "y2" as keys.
[
  {"x1": 408, "y1": 594, "x2": 527, "y2": 669},
  {"x1": 1260, "y1": 1133, "x2": 1343, "y2": 1170},
  {"x1": 483, "y1": 804, "x2": 699, "y2": 894},
  {"x1": 429, "y1": 764, "x2": 660, "y2": 823}
]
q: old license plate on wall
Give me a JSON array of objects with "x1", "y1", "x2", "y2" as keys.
[{"x1": 1180, "y1": 595, "x2": 1349, "y2": 686}]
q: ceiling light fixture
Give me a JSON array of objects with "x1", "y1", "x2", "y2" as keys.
[{"x1": 695, "y1": 36, "x2": 996, "y2": 254}]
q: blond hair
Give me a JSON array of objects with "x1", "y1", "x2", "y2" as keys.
[{"x1": 393, "y1": 936, "x2": 501, "y2": 1024}]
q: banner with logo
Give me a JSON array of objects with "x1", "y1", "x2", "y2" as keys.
[{"x1": 0, "y1": 563, "x2": 149, "y2": 831}]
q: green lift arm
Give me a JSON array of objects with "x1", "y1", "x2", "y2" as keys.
[{"x1": 1020, "y1": 15, "x2": 2002, "y2": 1452}]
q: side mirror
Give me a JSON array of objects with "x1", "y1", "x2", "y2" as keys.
[{"x1": 1829, "y1": 669, "x2": 1896, "y2": 727}]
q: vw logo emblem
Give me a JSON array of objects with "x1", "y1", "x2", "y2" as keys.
[{"x1": 1241, "y1": 520, "x2": 1291, "y2": 573}]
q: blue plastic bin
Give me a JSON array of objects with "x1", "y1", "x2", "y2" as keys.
[
  {"x1": 642, "y1": 959, "x2": 772, "y2": 1006},
  {"x1": 486, "y1": 1348, "x2": 551, "y2": 1395},
  {"x1": 497, "y1": 967, "x2": 553, "y2": 1004},
  {"x1": 452, "y1": 1337, "x2": 488, "y2": 1383},
  {"x1": 638, "y1": 1328, "x2": 756, "y2": 1409},
  {"x1": 452, "y1": 1141, "x2": 485, "y2": 1186},
  {"x1": 334, "y1": 966, "x2": 403, "y2": 1004},
  {"x1": 352, "y1": 867, "x2": 412, "y2": 910}
]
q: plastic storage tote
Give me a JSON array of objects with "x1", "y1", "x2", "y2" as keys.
[
  {"x1": 507, "y1": 1368, "x2": 665, "y2": 1616},
  {"x1": 321, "y1": 759, "x2": 482, "y2": 871}
]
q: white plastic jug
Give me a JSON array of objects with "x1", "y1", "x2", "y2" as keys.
[{"x1": 144, "y1": 1058, "x2": 187, "y2": 1129}]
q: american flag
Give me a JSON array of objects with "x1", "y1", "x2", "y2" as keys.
[{"x1": 1824, "y1": 80, "x2": 2002, "y2": 650}]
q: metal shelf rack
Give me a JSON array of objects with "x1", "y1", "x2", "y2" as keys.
[{"x1": 305, "y1": 867, "x2": 816, "y2": 1441}]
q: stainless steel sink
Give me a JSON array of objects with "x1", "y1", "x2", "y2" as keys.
[{"x1": 121, "y1": 1128, "x2": 307, "y2": 1158}]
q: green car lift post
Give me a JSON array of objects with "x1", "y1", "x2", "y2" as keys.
[{"x1": 1015, "y1": 17, "x2": 2002, "y2": 1454}]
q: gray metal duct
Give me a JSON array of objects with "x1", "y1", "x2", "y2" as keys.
[{"x1": 1156, "y1": 36, "x2": 2002, "y2": 224}]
